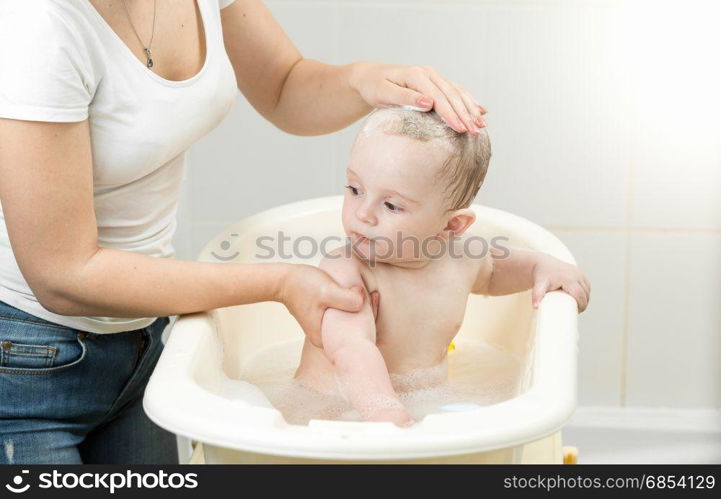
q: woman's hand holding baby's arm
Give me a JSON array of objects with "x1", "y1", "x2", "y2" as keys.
[
  {"x1": 278, "y1": 263, "x2": 367, "y2": 348},
  {"x1": 279, "y1": 263, "x2": 380, "y2": 348}
]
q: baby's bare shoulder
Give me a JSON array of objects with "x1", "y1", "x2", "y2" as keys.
[
  {"x1": 320, "y1": 244, "x2": 376, "y2": 290},
  {"x1": 320, "y1": 244, "x2": 360, "y2": 273},
  {"x1": 446, "y1": 236, "x2": 492, "y2": 265},
  {"x1": 446, "y1": 236, "x2": 494, "y2": 292}
]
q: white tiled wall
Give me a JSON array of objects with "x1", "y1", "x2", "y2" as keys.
[
  {"x1": 175, "y1": 0, "x2": 721, "y2": 409},
  {"x1": 551, "y1": 230, "x2": 627, "y2": 406},
  {"x1": 626, "y1": 233, "x2": 721, "y2": 407}
]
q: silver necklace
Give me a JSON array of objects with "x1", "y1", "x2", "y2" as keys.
[{"x1": 120, "y1": 0, "x2": 157, "y2": 68}]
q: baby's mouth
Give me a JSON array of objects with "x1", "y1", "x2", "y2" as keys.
[{"x1": 352, "y1": 231, "x2": 370, "y2": 243}]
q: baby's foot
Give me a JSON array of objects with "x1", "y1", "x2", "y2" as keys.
[{"x1": 366, "y1": 407, "x2": 415, "y2": 427}]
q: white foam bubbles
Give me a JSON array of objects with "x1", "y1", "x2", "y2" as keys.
[{"x1": 238, "y1": 339, "x2": 524, "y2": 426}]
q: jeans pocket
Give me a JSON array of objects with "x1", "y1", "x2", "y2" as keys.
[
  {"x1": 0, "y1": 320, "x2": 88, "y2": 375},
  {"x1": 0, "y1": 340, "x2": 57, "y2": 368}
]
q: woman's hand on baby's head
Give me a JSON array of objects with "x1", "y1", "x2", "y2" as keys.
[
  {"x1": 279, "y1": 263, "x2": 367, "y2": 348},
  {"x1": 530, "y1": 255, "x2": 591, "y2": 313},
  {"x1": 348, "y1": 61, "x2": 487, "y2": 135}
]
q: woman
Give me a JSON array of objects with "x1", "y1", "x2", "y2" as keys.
[{"x1": 0, "y1": 0, "x2": 487, "y2": 464}]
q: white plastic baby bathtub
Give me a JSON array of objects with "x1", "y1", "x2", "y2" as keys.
[{"x1": 144, "y1": 196, "x2": 579, "y2": 464}]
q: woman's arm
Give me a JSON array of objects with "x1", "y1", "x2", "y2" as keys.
[
  {"x1": 0, "y1": 118, "x2": 364, "y2": 333},
  {"x1": 220, "y1": 0, "x2": 487, "y2": 136},
  {"x1": 220, "y1": 0, "x2": 369, "y2": 136}
]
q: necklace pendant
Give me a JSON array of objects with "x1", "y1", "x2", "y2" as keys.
[{"x1": 144, "y1": 48, "x2": 153, "y2": 68}]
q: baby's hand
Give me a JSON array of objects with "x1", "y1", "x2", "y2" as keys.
[{"x1": 531, "y1": 254, "x2": 591, "y2": 313}]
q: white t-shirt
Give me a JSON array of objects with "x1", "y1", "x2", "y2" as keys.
[{"x1": 0, "y1": 0, "x2": 239, "y2": 333}]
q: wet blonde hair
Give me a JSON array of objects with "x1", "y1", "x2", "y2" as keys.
[{"x1": 358, "y1": 107, "x2": 492, "y2": 211}]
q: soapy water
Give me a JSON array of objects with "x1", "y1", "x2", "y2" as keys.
[{"x1": 238, "y1": 339, "x2": 527, "y2": 426}]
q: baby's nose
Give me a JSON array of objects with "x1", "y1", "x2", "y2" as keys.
[{"x1": 356, "y1": 206, "x2": 376, "y2": 225}]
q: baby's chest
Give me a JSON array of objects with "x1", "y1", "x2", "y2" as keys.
[{"x1": 370, "y1": 266, "x2": 473, "y2": 341}]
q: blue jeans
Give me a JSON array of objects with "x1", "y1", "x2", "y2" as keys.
[{"x1": 0, "y1": 300, "x2": 179, "y2": 464}]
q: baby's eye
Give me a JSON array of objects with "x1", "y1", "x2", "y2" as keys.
[
  {"x1": 344, "y1": 185, "x2": 361, "y2": 196},
  {"x1": 384, "y1": 201, "x2": 402, "y2": 212}
]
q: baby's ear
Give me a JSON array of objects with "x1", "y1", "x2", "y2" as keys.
[{"x1": 441, "y1": 208, "x2": 476, "y2": 238}]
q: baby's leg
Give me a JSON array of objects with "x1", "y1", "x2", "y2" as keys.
[
  {"x1": 294, "y1": 338, "x2": 340, "y2": 395},
  {"x1": 295, "y1": 339, "x2": 414, "y2": 426}
]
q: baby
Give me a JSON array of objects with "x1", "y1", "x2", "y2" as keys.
[{"x1": 293, "y1": 108, "x2": 590, "y2": 427}]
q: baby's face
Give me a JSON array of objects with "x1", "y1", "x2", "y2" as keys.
[{"x1": 342, "y1": 132, "x2": 452, "y2": 264}]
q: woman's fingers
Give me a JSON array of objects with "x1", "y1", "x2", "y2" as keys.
[
  {"x1": 370, "y1": 290, "x2": 380, "y2": 322},
  {"x1": 454, "y1": 83, "x2": 487, "y2": 128},
  {"x1": 355, "y1": 63, "x2": 489, "y2": 134},
  {"x1": 324, "y1": 284, "x2": 365, "y2": 312},
  {"x1": 428, "y1": 70, "x2": 484, "y2": 133},
  {"x1": 394, "y1": 67, "x2": 468, "y2": 133},
  {"x1": 376, "y1": 80, "x2": 433, "y2": 111}
]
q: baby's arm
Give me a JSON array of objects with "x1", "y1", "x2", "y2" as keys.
[
  {"x1": 319, "y1": 252, "x2": 413, "y2": 426},
  {"x1": 471, "y1": 245, "x2": 591, "y2": 312}
]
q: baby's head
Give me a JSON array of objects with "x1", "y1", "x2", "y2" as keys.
[{"x1": 343, "y1": 107, "x2": 492, "y2": 265}]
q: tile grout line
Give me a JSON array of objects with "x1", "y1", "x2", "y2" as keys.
[
  {"x1": 620, "y1": 224, "x2": 631, "y2": 407},
  {"x1": 187, "y1": 222, "x2": 721, "y2": 233},
  {"x1": 546, "y1": 226, "x2": 721, "y2": 234},
  {"x1": 619, "y1": 66, "x2": 642, "y2": 408}
]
